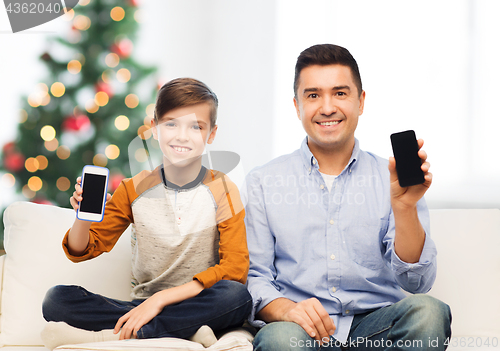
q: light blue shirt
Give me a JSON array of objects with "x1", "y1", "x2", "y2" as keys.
[{"x1": 242, "y1": 137, "x2": 437, "y2": 343}]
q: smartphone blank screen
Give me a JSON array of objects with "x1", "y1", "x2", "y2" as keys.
[
  {"x1": 80, "y1": 174, "x2": 107, "y2": 214},
  {"x1": 390, "y1": 130, "x2": 425, "y2": 187}
]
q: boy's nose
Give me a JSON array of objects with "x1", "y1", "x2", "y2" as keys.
[{"x1": 176, "y1": 127, "x2": 189, "y2": 141}]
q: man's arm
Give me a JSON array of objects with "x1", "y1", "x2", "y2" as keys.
[{"x1": 388, "y1": 138, "x2": 432, "y2": 263}]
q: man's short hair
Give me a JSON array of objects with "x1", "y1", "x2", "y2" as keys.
[
  {"x1": 154, "y1": 78, "x2": 218, "y2": 128},
  {"x1": 294, "y1": 44, "x2": 363, "y2": 98}
]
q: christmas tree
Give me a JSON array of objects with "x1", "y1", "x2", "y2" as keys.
[{"x1": 0, "y1": 0, "x2": 158, "y2": 248}]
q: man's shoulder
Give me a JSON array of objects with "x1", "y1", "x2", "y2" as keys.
[
  {"x1": 249, "y1": 149, "x2": 302, "y2": 176},
  {"x1": 358, "y1": 148, "x2": 389, "y2": 170}
]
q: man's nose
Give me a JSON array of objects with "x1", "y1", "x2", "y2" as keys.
[{"x1": 320, "y1": 96, "x2": 338, "y2": 116}]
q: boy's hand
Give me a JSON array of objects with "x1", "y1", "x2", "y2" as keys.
[
  {"x1": 114, "y1": 293, "x2": 165, "y2": 340},
  {"x1": 70, "y1": 176, "x2": 111, "y2": 212}
]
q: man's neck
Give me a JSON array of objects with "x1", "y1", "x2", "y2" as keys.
[
  {"x1": 308, "y1": 138, "x2": 355, "y2": 176},
  {"x1": 162, "y1": 158, "x2": 203, "y2": 187}
]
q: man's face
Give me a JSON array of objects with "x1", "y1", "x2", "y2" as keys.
[
  {"x1": 294, "y1": 64, "x2": 365, "y2": 153},
  {"x1": 152, "y1": 102, "x2": 217, "y2": 168}
]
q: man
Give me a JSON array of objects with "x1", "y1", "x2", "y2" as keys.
[{"x1": 243, "y1": 44, "x2": 451, "y2": 350}]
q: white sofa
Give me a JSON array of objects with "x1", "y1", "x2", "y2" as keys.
[{"x1": 0, "y1": 201, "x2": 499, "y2": 350}]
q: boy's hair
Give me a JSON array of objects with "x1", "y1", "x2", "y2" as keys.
[
  {"x1": 294, "y1": 44, "x2": 363, "y2": 98},
  {"x1": 154, "y1": 78, "x2": 219, "y2": 128}
]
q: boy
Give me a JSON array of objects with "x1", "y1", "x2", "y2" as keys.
[{"x1": 41, "y1": 78, "x2": 252, "y2": 349}]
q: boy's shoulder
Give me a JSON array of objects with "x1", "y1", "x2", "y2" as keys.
[{"x1": 127, "y1": 167, "x2": 163, "y2": 197}]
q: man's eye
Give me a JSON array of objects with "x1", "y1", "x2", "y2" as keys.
[
  {"x1": 308, "y1": 93, "x2": 318, "y2": 99},
  {"x1": 336, "y1": 92, "x2": 346, "y2": 96}
]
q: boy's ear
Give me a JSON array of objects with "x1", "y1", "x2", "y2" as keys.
[
  {"x1": 207, "y1": 125, "x2": 218, "y2": 144},
  {"x1": 150, "y1": 119, "x2": 158, "y2": 140}
]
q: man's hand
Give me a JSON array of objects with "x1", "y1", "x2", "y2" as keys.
[
  {"x1": 388, "y1": 139, "x2": 432, "y2": 211},
  {"x1": 259, "y1": 297, "x2": 335, "y2": 342},
  {"x1": 114, "y1": 293, "x2": 164, "y2": 340}
]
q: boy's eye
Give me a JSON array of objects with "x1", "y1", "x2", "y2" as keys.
[
  {"x1": 192, "y1": 125, "x2": 201, "y2": 130},
  {"x1": 165, "y1": 122, "x2": 176, "y2": 127}
]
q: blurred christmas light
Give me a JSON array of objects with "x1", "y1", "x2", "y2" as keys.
[
  {"x1": 102, "y1": 69, "x2": 114, "y2": 83},
  {"x1": 105, "y1": 144, "x2": 120, "y2": 159},
  {"x1": 116, "y1": 68, "x2": 131, "y2": 83},
  {"x1": 28, "y1": 176, "x2": 43, "y2": 192},
  {"x1": 40, "y1": 125, "x2": 56, "y2": 141},
  {"x1": 38, "y1": 83, "x2": 48, "y2": 93},
  {"x1": 25, "y1": 157, "x2": 40, "y2": 173},
  {"x1": 93, "y1": 153, "x2": 108, "y2": 167},
  {"x1": 75, "y1": 53, "x2": 86, "y2": 65},
  {"x1": 67, "y1": 60, "x2": 82, "y2": 74},
  {"x1": 40, "y1": 93, "x2": 51, "y2": 106},
  {"x1": 36, "y1": 155, "x2": 48, "y2": 170},
  {"x1": 137, "y1": 125, "x2": 151, "y2": 140},
  {"x1": 62, "y1": 8, "x2": 75, "y2": 21},
  {"x1": 143, "y1": 116, "x2": 152, "y2": 126},
  {"x1": 146, "y1": 103, "x2": 155, "y2": 116},
  {"x1": 134, "y1": 148, "x2": 149, "y2": 163},
  {"x1": 110, "y1": 6, "x2": 125, "y2": 21},
  {"x1": 56, "y1": 145, "x2": 71, "y2": 160},
  {"x1": 105, "y1": 53, "x2": 120, "y2": 68},
  {"x1": 80, "y1": 0, "x2": 90, "y2": 5},
  {"x1": 19, "y1": 109, "x2": 28, "y2": 123},
  {"x1": 44, "y1": 138, "x2": 59, "y2": 152},
  {"x1": 1, "y1": 173, "x2": 16, "y2": 188},
  {"x1": 73, "y1": 15, "x2": 91, "y2": 31},
  {"x1": 125, "y1": 94, "x2": 139, "y2": 108},
  {"x1": 50, "y1": 82, "x2": 66, "y2": 97},
  {"x1": 134, "y1": 9, "x2": 143, "y2": 23},
  {"x1": 28, "y1": 94, "x2": 41, "y2": 108},
  {"x1": 115, "y1": 115, "x2": 130, "y2": 131},
  {"x1": 95, "y1": 91, "x2": 109, "y2": 106},
  {"x1": 85, "y1": 100, "x2": 99, "y2": 113},
  {"x1": 111, "y1": 38, "x2": 133, "y2": 58},
  {"x1": 56, "y1": 177, "x2": 71, "y2": 191},
  {"x1": 22, "y1": 184, "x2": 36, "y2": 199}
]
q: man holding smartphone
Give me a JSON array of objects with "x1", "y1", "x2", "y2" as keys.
[{"x1": 243, "y1": 44, "x2": 451, "y2": 350}]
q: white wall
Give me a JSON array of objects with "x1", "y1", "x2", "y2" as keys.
[{"x1": 1, "y1": 0, "x2": 499, "y2": 209}]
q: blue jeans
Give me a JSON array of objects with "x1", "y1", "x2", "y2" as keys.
[
  {"x1": 253, "y1": 294, "x2": 452, "y2": 351},
  {"x1": 42, "y1": 280, "x2": 252, "y2": 339}
]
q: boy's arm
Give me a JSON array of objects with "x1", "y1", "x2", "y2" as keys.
[
  {"x1": 193, "y1": 174, "x2": 249, "y2": 288},
  {"x1": 63, "y1": 179, "x2": 134, "y2": 262}
]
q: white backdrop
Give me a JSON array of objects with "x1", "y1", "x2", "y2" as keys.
[{"x1": 1, "y1": 0, "x2": 499, "y2": 209}]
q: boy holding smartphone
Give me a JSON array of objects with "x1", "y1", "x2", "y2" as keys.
[{"x1": 41, "y1": 78, "x2": 252, "y2": 349}]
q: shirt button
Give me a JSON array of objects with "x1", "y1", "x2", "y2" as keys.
[
  {"x1": 312, "y1": 159, "x2": 317, "y2": 165},
  {"x1": 332, "y1": 287, "x2": 337, "y2": 293},
  {"x1": 330, "y1": 254, "x2": 335, "y2": 260},
  {"x1": 345, "y1": 310, "x2": 350, "y2": 314},
  {"x1": 308, "y1": 167, "x2": 311, "y2": 172},
  {"x1": 320, "y1": 184, "x2": 324, "y2": 190},
  {"x1": 329, "y1": 219, "x2": 334, "y2": 225}
]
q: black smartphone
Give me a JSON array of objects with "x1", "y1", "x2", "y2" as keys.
[{"x1": 390, "y1": 130, "x2": 425, "y2": 187}]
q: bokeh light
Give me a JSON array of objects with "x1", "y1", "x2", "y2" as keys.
[
  {"x1": 56, "y1": 145, "x2": 71, "y2": 160},
  {"x1": 95, "y1": 92, "x2": 109, "y2": 106},
  {"x1": 25, "y1": 157, "x2": 40, "y2": 173},
  {"x1": 50, "y1": 82, "x2": 66, "y2": 97},
  {"x1": 67, "y1": 60, "x2": 82, "y2": 74},
  {"x1": 105, "y1": 53, "x2": 120, "y2": 68},
  {"x1": 28, "y1": 176, "x2": 43, "y2": 192},
  {"x1": 116, "y1": 68, "x2": 131, "y2": 83},
  {"x1": 105, "y1": 144, "x2": 120, "y2": 159},
  {"x1": 44, "y1": 138, "x2": 59, "y2": 152},
  {"x1": 125, "y1": 94, "x2": 139, "y2": 108},
  {"x1": 40, "y1": 125, "x2": 56, "y2": 141},
  {"x1": 36, "y1": 155, "x2": 49, "y2": 170},
  {"x1": 56, "y1": 177, "x2": 71, "y2": 191},
  {"x1": 93, "y1": 153, "x2": 108, "y2": 167},
  {"x1": 115, "y1": 115, "x2": 130, "y2": 131},
  {"x1": 110, "y1": 6, "x2": 125, "y2": 21}
]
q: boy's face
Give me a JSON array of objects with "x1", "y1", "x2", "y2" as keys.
[
  {"x1": 152, "y1": 102, "x2": 217, "y2": 168},
  {"x1": 294, "y1": 64, "x2": 365, "y2": 153}
]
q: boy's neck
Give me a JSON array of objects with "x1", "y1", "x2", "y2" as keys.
[{"x1": 162, "y1": 158, "x2": 203, "y2": 188}]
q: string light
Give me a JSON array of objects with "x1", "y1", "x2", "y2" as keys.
[
  {"x1": 28, "y1": 176, "x2": 43, "y2": 192},
  {"x1": 44, "y1": 138, "x2": 59, "y2": 151},
  {"x1": 50, "y1": 82, "x2": 65, "y2": 97},
  {"x1": 40, "y1": 125, "x2": 56, "y2": 141},
  {"x1": 125, "y1": 94, "x2": 139, "y2": 108},
  {"x1": 115, "y1": 115, "x2": 130, "y2": 131},
  {"x1": 105, "y1": 144, "x2": 120, "y2": 159},
  {"x1": 1, "y1": 173, "x2": 16, "y2": 188},
  {"x1": 36, "y1": 155, "x2": 48, "y2": 170},
  {"x1": 67, "y1": 60, "x2": 82, "y2": 74},
  {"x1": 22, "y1": 184, "x2": 36, "y2": 199},
  {"x1": 116, "y1": 68, "x2": 131, "y2": 83},
  {"x1": 135, "y1": 148, "x2": 149, "y2": 163},
  {"x1": 93, "y1": 153, "x2": 108, "y2": 167},
  {"x1": 56, "y1": 145, "x2": 71, "y2": 160},
  {"x1": 110, "y1": 6, "x2": 125, "y2": 21},
  {"x1": 56, "y1": 177, "x2": 71, "y2": 191},
  {"x1": 73, "y1": 15, "x2": 91, "y2": 31},
  {"x1": 85, "y1": 100, "x2": 99, "y2": 113},
  {"x1": 137, "y1": 125, "x2": 151, "y2": 140},
  {"x1": 95, "y1": 91, "x2": 109, "y2": 106},
  {"x1": 25, "y1": 157, "x2": 40, "y2": 173},
  {"x1": 105, "y1": 53, "x2": 120, "y2": 68}
]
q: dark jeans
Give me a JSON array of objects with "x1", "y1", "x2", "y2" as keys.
[
  {"x1": 42, "y1": 280, "x2": 253, "y2": 339},
  {"x1": 253, "y1": 294, "x2": 452, "y2": 351}
]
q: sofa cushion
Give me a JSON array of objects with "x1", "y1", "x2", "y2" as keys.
[
  {"x1": 0, "y1": 202, "x2": 132, "y2": 346},
  {"x1": 428, "y1": 209, "x2": 500, "y2": 339}
]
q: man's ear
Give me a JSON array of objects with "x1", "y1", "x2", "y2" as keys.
[
  {"x1": 293, "y1": 96, "x2": 301, "y2": 121},
  {"x1": 207, "y1": 125, "x2": 218, "y2": 144},
  {"x1": 358, "y1": 90, "x2": 366, "y2": 116},
  {"x1": 150, "y1": 119, "x2": 158, "y2": 140}
]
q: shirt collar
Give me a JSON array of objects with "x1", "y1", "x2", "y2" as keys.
[
  {"x1": 300, "y1": 136, "x2": 360, "y2": 175},
  {"x1": 160, "y1": 164, "x2": 207, "y2": 190}
]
